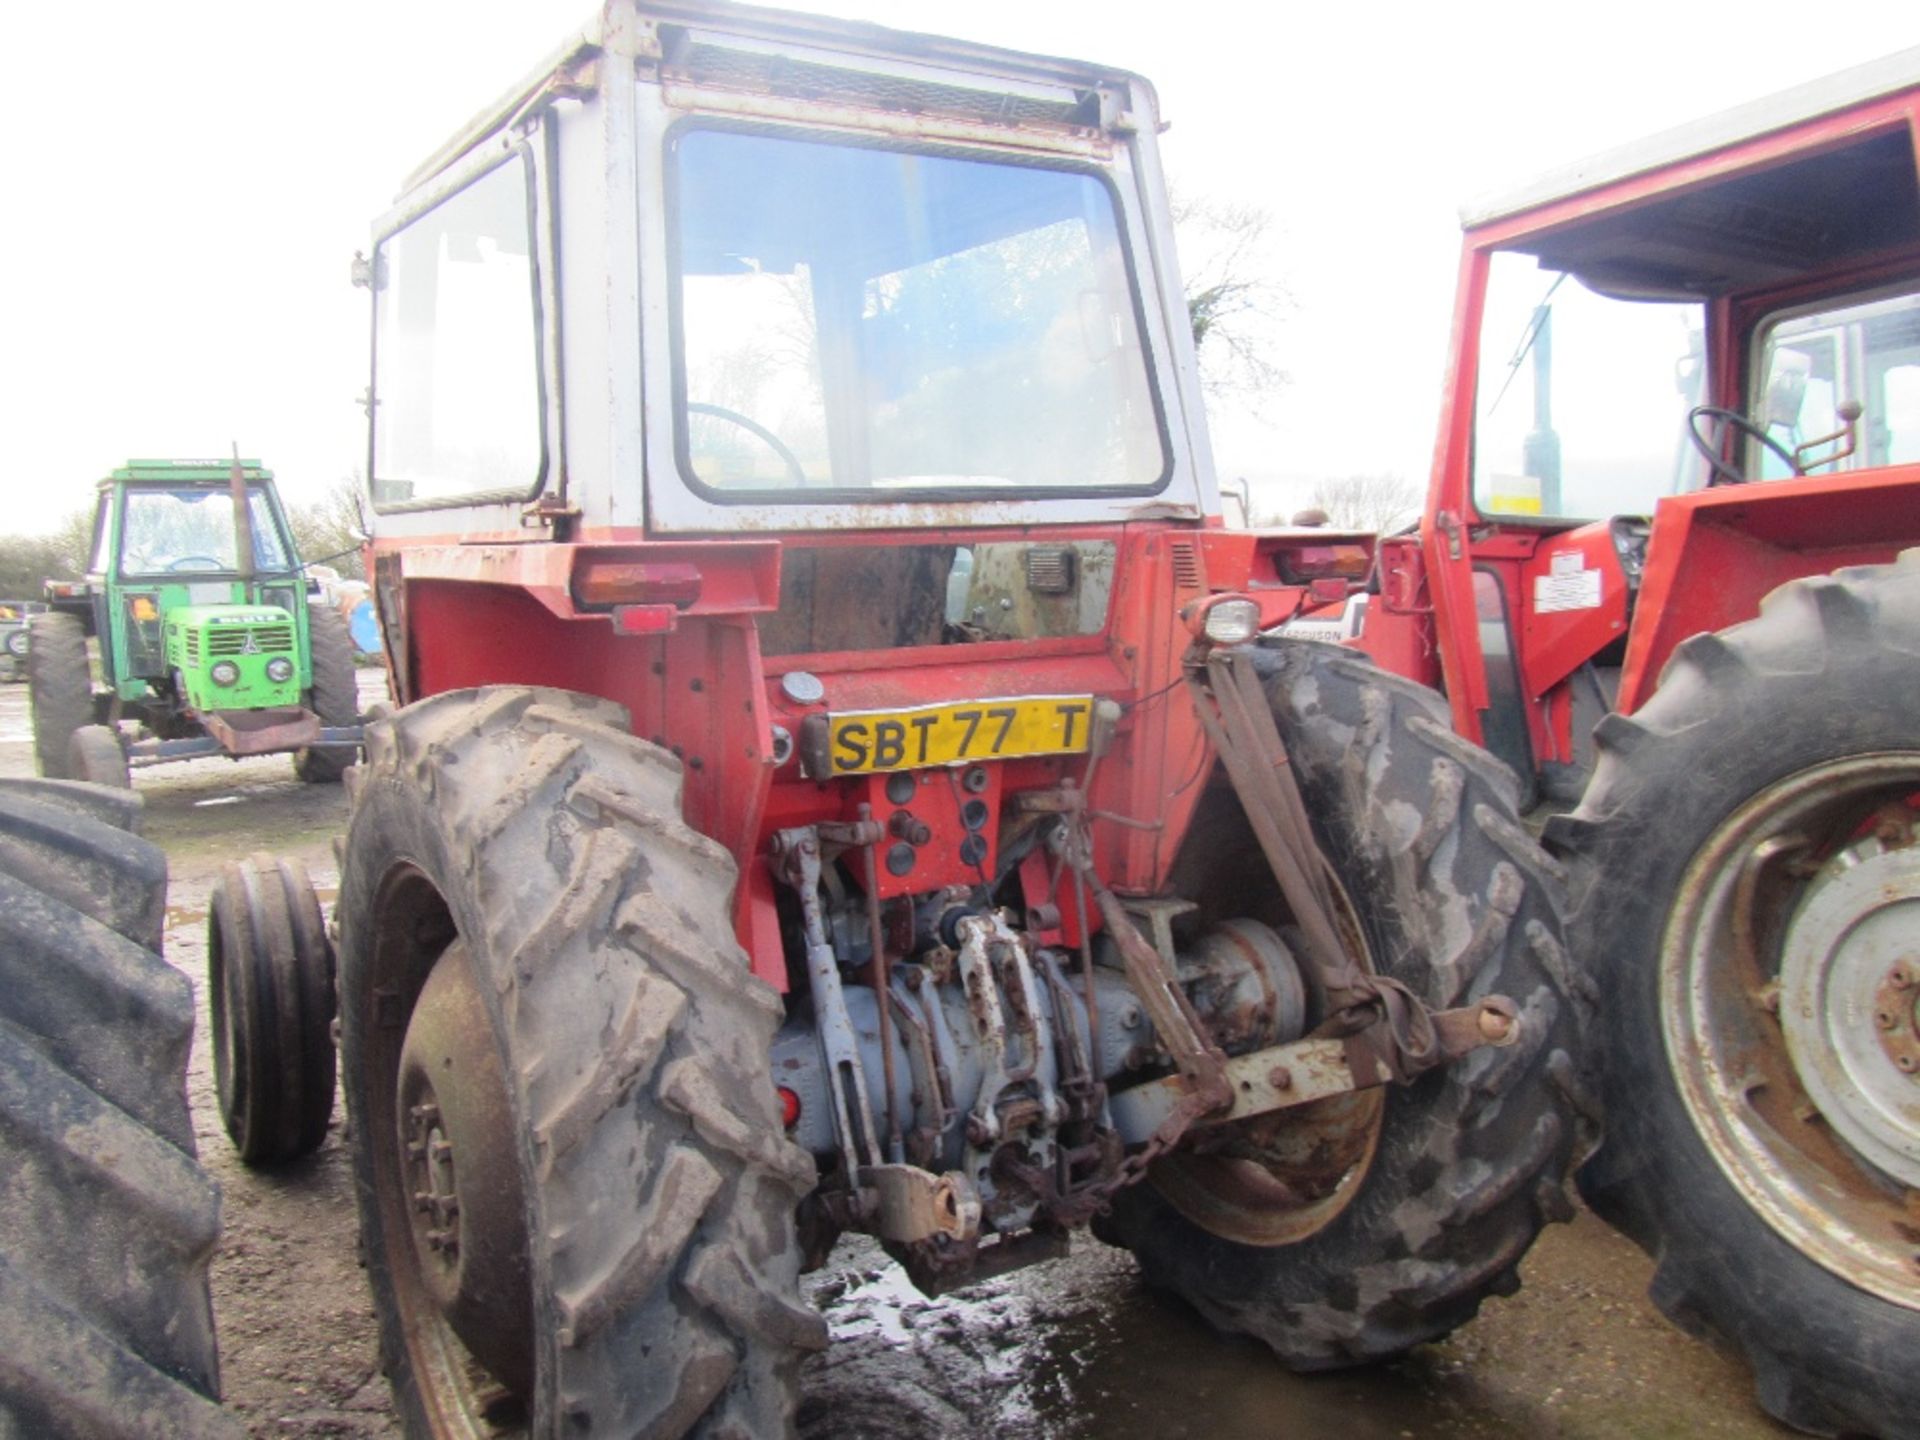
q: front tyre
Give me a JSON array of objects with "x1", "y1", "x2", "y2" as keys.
[
  {"x1": 1545, "y1": 557, "x2": 1920, "y2": 1438},
  {"x1": 27, "y1": 612, "x2": 93, "y2": 780},
  {"x1": 337, "y1": 687, "x2": 822, "y2": 1438},
  {"x1": 209, "y1": 853, "x2": 337, "y2": 1166},
  {"x1": 1102, "y1": 642, "x2": 1594, "y2": 1367},
  {"x1": 68, "y1": 724, "x2": 130, "y2": 790},
  {"x1": 294, "y1": 604, "x2": 358, "y2": 784}
]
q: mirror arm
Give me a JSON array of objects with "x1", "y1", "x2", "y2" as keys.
[{"x1": 1791, "y1": 399, "x2": 1865, "y2": 472}]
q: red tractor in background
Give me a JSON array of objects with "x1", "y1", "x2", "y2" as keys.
[{"x1": 1284, "y1": 50, "x2": 1920, "y2": 1439}]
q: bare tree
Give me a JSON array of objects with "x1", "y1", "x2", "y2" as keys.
[
  {"x1": 1308, "y1": 473, "x2": 1423, "y2": 532},
  {"x1": 52, "y1": 506, "x2": 96, "y2": 578},
  {"x1": 0, "y1": 507, "x2": 96, "y2": 597},
  {"x1": 287, "y1": 476, "x2": 373, "y2": 580},
  {"x1": 1173, "y1": 191, "x2": 1289, "y2": 405}
]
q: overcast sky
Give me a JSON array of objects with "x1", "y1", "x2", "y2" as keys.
[{"x1": 3, "y1": 1, "x2": 1914, "y2": 532}]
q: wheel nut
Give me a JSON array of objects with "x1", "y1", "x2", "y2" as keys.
[
  {"x1": 1892, "y1": 965, "x2": 1913, "y2": 991},
  {"x1": 1268, "y1": 1066, "x2": 1293, "y2": 1090},
  {"x1": 1899, "y1": 1056, "x2": 1917, "y2": 1074},
  {"x1": 1879, "y1": 1010, "x2": 1900, "y2": 1031}
]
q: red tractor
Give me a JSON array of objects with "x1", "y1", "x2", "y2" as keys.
[
  {"x1": 212, "y1": 1, "x2": 1596, "y2": 1433},
  {"x1": 1289, "y1": 51, "x2": 1920, "y2": 1439}
]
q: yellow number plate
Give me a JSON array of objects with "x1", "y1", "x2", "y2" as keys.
[{"x1": 826, "y1": 695, "x2": 1095, "y2": 775}]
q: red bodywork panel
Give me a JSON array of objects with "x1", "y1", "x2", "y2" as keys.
[
  {"x1": 372, "y1": 521, "x2": 1295, "y2": 989},
  {"x1": 1616, "y1": 467, "x2": 1920, "y2": 713},
  {"x1": 1517, "y1": 523, "x2": 1629, "y2": 705},
  {"x1": 1351, "y1": 537, "x2": 1441, "y2": 690}
]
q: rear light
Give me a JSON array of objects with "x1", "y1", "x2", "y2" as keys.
[
  {"x1": 574, "y1": 560, "x2": 702, "y2": 610},
  {"x1": 129, "y1": 596, "x2": 159, "y2": 621},
  {"x1": 1184, "y1": 593, "x2": 1262, "y2": 646},
  {"x1": 612, "y1": 603, "x2": 678, "y2": 635},
  {"x1": 777, "y1": 1086, "x2": 801, "y2": 1129},
  {"x1": 1272, "y1": 542, "x2": 1371, "y2": 584}
]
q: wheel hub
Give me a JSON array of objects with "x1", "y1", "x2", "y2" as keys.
[
  {"x1": 1664, "y1": 755, "x2": 1920, "y2": 1313},
  {"x1": 1779, "y1": 837, "x2": 1920, "y2": 1187},
  {"x1": 1872, "y1": 959, "x2": 1920, "y2": 1079},
  {"x1": 1149, "y1": 896, "x2": 1384, "y2": 1248},
  {"x1": 394, "y1": 942, "x2": 534, "y2": 1399},
  {"x1": 404, "y1": 1096, "x2": 462, "y2": 1271}
]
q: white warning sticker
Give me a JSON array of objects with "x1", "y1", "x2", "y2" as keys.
[{"x1": 1535, "y1": 554, "x2": 1602, "y2": 614}]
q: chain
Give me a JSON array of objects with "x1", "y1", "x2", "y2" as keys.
[{"x1": 1086, "y1": 1089, "x2": 1217, "y2": 1210}]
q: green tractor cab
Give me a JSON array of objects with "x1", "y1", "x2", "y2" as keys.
[{"x1": 30, "y1": 458, "x2": 362, "y2": 786}]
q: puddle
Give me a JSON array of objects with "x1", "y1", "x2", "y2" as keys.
[{"x1": 798, "y1": 1239, "x2": 1539, "y2": 1440}]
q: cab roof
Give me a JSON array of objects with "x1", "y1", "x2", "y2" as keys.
[
  {"x1": 1463, "y1": 46, "x2": 1920, "y2": 230},
  {"x1": 1464, "y1": 48, "x2": 1920, "y2": 300},
  {"x1": 106, "y1": 459, "x2": 274, "y2": 485},
  {"x1": 403, "y1": 0, "x2": 1150, "y2": 193}
]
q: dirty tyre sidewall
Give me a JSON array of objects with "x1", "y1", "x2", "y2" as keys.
[
  {"x1": 337, "y1": 687, "x2": 819, "y2": 1438},
  {"x1": 209, "y1": 855, "x2": 336, "y2": 1166},
  {"x1": 27, "y1": 613, "x2": 93, "y2": 781},
  {"x1": 1103, "y1": 641, "x2": 1593, "y2": 1369},
  {"x1": 1549, "y1": 560, "x2": 1920, "y2": 1438},
  {"x1": 0, "y1": 782, "x2": 237, "y2": 1437},
  {"x1": 68, "y1": 725, "x2": 130, "y2": 790},
  {"x1": 295, "y1": 604, "x2": 358, "y2": 783}
]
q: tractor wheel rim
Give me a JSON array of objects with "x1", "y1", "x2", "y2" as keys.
[
  {"x1": 1664, "y1": 752, "x2": 1920, "y2": 1311},
  {"x1": 382, "y1": 935, "x2": 535, "y2": 1428}
]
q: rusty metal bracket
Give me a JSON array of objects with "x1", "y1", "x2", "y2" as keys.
[
  {"x1": 860, "y1": 1164, "x2": 982, "y2": 1245},
  {"x1": 519, "y1": 492, "x2": 580, "y2": 537},
  {"x1": 770, "y1": 826, "x2": 881, "y2": 1212},
  {"x1": 1061, "y1": 820, "x2": 1232, "y2": 1117},
  {"x1": 200, "y1": 705, "x2": 322, "y2": 756},
  {"x1": 1109, "y1": 995, "x2": 1521, "y2": 1139},
  {"x1": 816, "y1": 817, "x2": 885, "y2": 849}
]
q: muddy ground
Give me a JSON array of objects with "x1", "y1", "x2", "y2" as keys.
[{"x1": 0, "y1": 677, "x2": 1791, "y2": 1439}]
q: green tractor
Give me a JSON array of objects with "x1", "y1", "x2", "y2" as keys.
[{"x1": 29, "y1": 458, "x2": 362, "y2": 787}]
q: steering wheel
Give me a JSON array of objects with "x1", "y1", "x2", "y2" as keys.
[
  {"x1": 166, "y1": 555, "x2": 227, "y2": 572},
  {"x1": 1687, "y1": 405, "x2": 1804, "y2": 486},
  {"x1": 687, "y1": 402, "x2": 810, "y2": 488}
]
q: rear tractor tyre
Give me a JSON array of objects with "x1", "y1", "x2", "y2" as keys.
[
  {"x1": 295, "y1": 603, "x2": 358, "y2": 784},
  {"x1": 1100, "y1": 641, "x2": 1595, "y2": 1368},
  {"x1": 0, "y1": 782, "x2": 238, "y2": 1437},
  {"x1": 337, "y1": 686, "x2": 822, "y2": 1437},
  {"x1": 1544, "y1": 556, "x2": 1920, "y2": 1438},
  {"x1": 209, "y1": 853, "x2": 337, "y2": 1165},
  {"x1": 27, "y1": 612, "x2": 93, "y2": 780},
  {"x1": 67, "y1": 724, "x2": 130, "y2": 790}
]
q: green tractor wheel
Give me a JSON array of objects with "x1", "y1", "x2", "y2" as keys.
[
  {"x1": 295, "y1": 605, "x2": 358, "y2": 784},
  {"x1": 27, "y1": 614, "x2": 94, "y2": 780},
  {"x1": 67, "y1": 726, "x2": 130, "y2": 790}
]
